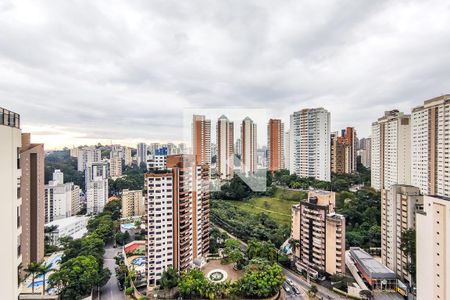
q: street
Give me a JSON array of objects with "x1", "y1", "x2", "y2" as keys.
[{"x1": 101, "y1": 244, "x2": 125, "y2": 300}]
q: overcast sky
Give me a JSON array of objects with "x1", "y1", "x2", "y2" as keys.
[{"x1": 1, "y1": 0, "x2": 449, "y2": 149}]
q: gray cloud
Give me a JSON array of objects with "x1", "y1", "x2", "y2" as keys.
[{"x1": 1, "y1": 0, "x2": 449, "y2": 148}]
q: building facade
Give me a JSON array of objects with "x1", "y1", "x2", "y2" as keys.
[
  {"x1": 411, "y1": 95, "x2": 450, "y2": 197},
  {"x1": 122, "y1": 189, "x2": 144, "y2": 217},
  {"x1": 109, "y1": 152, "x2": 122, "y2": 178},
  {"x1": 77, "y1": 146, "x2": 101, "y2": 172},
  {"x1": 0, "y1": 107, "x2": 22, "y2": 299},
  {"x1": 331, "y1": 127, "x2": 357, "y2": 174},
  {"x1": 417, "y1": 195, "x2": 450, "y2": 300},
  {"x1": 381, "y1": 185, "x2": 423, "y2": 286},
  {"x1": 192, "y1": 115, "x2": 211, "y2": 165},
  {"x1": 371, "y1": 110, "x2": 411, "y2": 191},
  {"x1": 216, "y1": 115, "x2": 234, "y2": 180},
  {"x1": 144, "y1": 155, "x2": 209, "y2": 288},
  {"x1": 291, "y1": 191, "x2": 345, "y2": 276},
  {"x1": 267, "y1": 119, "x2": 284, "y2": 172},
  {"x1": 137, "y1": 143, "x2": 148, "y2": 167},
  {"x1": 241, "y1": 117, "x2": 257, "y2": 175},
  {"x1": 289, "y1": 108, "x2": 331, "y2": 181},
  {"x1": 19, "y1": 133, "x2": 45, "y2": 275},
  {"x1": 85, "y1": 161, "x2": 109, "y2": 214},
  {"x1": 358, "y1": 137, "x2": 371, "y2": 169}
]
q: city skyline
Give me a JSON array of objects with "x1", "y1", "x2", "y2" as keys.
[{"x1": 2, "y1": 1, "x2": 450, "y2": 148}]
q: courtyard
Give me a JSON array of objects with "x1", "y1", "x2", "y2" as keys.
[{"x1": 201, "y1": 259, "x2": 244, "y2": 283}]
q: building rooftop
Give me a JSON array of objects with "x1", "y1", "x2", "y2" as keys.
[
  {"x1": 46, "y1": 216, "x2": 89, "y2": 229},
  {"x1": 349, "y1": 247, "x2": 396, "y2": 280},
  {"x1": 0, "y1": 107, "x2": 20, "y2": 129}
]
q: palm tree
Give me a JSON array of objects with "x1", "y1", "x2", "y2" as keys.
[
  {"x1": 25, "y1": 262, "x2": 42, "y2": 294},
  {"x1": 38, "y1": 263, "x2": 53, "y2": 295}
]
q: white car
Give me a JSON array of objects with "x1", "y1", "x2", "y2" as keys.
[{"x1": 286, "y1": 278, "x2": 294, "y2": 286}]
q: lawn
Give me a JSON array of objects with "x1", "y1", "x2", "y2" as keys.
[{"x1": 226, "y1": 196, "x2": 300, "y2": 226}]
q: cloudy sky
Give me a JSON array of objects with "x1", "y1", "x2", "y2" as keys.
[{"x1": 1, "y1": 0, "x2": 449, "y2": 149}]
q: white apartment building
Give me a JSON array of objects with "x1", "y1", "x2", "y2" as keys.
[
  {"x1": 381, "y1": 185, "x2": 423, "y2": 286},
  {"x1": 147, "y1": 154, "x2": 167, "y2": 171},
  {"x1": 241, "y1": 117, "x2": 257, "y2": 175},
  {"x1": 216, "y1": 115, "x2": 234, "y2": 180},
  {"x1": 411, "y1": 95, "x2": 450, "y2": 197},
  {"x1": 371, "y1": 110, "x2": 411, "y2": 191},
  {"x1": 77, "y1": 146, "x2": 101, "y2": 172},
  {"x1": 0, "y1": 107, "x2": 22, "y2": 299},
  {"x1": 289, "y1": 108, "x2": 330, "y2": 181},
  {"x1": 122, "y1": 189, "x2": 144, "y2": 217},
  {"x1": 85, "y1": 161, "x2": 109, "y2": 214},
  {"x1": 44, "y1": 170, "x2": 80, "y2": 222},
  {"x1": 137, "y1": 143, "x2": 148, "y2": 167},
  {"x1": 417, "y1": 195, "x2": 450, "y2": 300}
]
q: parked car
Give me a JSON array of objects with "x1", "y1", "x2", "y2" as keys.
[
  {"x1": 286, "y1": 278, "x2": 294, "y2": 286},
  {"x1": 283, "y1": 282, "x2": 292, "y2": 294}
]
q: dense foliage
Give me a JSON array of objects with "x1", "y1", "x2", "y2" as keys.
[
  {"x1": 45, "y1": 150, "x2": 85, "y2": 189},
  {"x1": 109, "y1": 165, "x2": 145, "y2": 195},
  {"x1": 211, "y1": 200, "x2": 290, "y2": 248}
]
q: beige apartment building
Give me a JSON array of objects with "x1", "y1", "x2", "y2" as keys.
[
  {"x1": 192, "y1": 115, "x2": 211, "y2": 165},
  {"x1": 417, "y1": 195, "x2": 450, "y2": 300},
  {"x1": 411, "y1": 94, "x2": 450, "y2": 198},
  {"x1": 0, "y1": 107, "x2": 22, "y2": 299},
  {"x1": 291, "y1": 191, "x2": 345, "y2": 277},
  {"x1": 109, "y1": 153, "x2": 122, "y2": 178},
  {"x1": 19, "y1": 133, "x2": 45, "y2": 276},
  {"x1": 145, "y1": 155, "x2": 210, "y2": 288},
  {"x1": 122, "y1": 189, "x2": 144, "y2": 217},
  {"x1": 216, "y1": 115, "x2": 234, "y2": 180},
  {"x1": 331, "y1": 127, "x2": 357, "y2": 174},
  {"x1": 267, "y1": 119, "x2": 284, "y2": 172},
  {"x1": 371, "y1": 110, "x2": 411, "y2": 191},
  {"x1": 381, "y1": 185, "x2": 423, "y2": 286},
  {"x1": 241, "y1": 117, "x2": 257, "y2": 175}
]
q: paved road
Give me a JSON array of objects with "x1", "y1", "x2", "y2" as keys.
[
  {"x1": 214, "y1": 225, "x2": 344, "y2": 300},
  {"x1": 101, "y1": 244, "x2": 125, "y2": 300}
]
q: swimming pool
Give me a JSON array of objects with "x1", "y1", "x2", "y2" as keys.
[
  {"x1": 131, "y1": 257, "x2": 146, "y2": 266},
  {"x1": 27, "y1": 255, "x2": 62, "y2": 288}
]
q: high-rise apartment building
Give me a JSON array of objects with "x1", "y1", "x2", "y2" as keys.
[
  {"x1": 371, "y1": 110, "x2": 411, "y2": 191},
  {"x1": 216, "y1": 115, "x2": 234, "y2": 180},
  {"x1": 109, "y1": 153, "x2": 122, "y2": 178},
  {"x1": 45, "y1": 169, "x2": 80, "y2": 222},
  {"x1": 85, "y1": 161, "x2": 109, "y2": 214},
  {"x1": 144, "y1": 155, "x2": 209, "y2": 287},
  {"x1": 291, "y1": 191, "x2": 345, "y2": 276},
  {"x1": 235, "y1": 138, "x2": 242, "y2": 156},
  {"x1": 417, "y1": 195, "x2": 450, "y2": 300},
  {"x1": 77, "y1": 146, "x2": 101, "y2": 172},
  {"x1": 241, "y1": 117, "x2": 257, "y2": 175},
  {"x1": 411, "y1": 95, "x2": 450, "y2": 197},
  {"x1": 19, "y1": 133, "x2": 45, "y2": 275},
  {"x1": 124, "y1": 147, "x2": 133, "y2": 166},
  {"x1": 0, "y1": 107, "x2": 22, "y2": 299},
  {"x1": 381, "y1": 185, "x2": 423, "y2": 286},
  {"x1": 330, "y1": 127, "x2": 357, "y2": 174},
  {"x1": 267, "y1": 119, "x2": 284, "y2": 172},
  {"x1": 147, "y1": 148, "x2": 168, "y2": 171},
  {"x1": 121, "y1": 189, "x2": 144, "y2": 217},
  {"x1": 358, "y1": 137, "x2": 371, "y2": 169},
  {"x1": 137, "y1": 143, "x2": 148, "y2": 167},
  {"x1": 284, "y1": 130, "x2": 290, "y2": 172},
  {"x1": 289, "y1": 108, "x2": 331, "y2": 181},
  {"x1": 192, "y1": 115, "x2": 211, "y2": 165}
]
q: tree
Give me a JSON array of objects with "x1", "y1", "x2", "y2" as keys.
[
  {"x1": 49, "y1": 255, "x2": 100, "y2": 299},
  {"x1": 160, "y1": 267, "x2": 179, "y2": 290},
  {"x1": 178, "y1": 269, "x2": 210, "y2": 298},
  {"x1": 25, "y1": 261, "x2": 42, "y2": 294},
  {"x1": 308, "y1": 284, "x2": 318, "y2": 297},
  {"x1": 246, "y1": 240, "x2": 277, "y2": 262},
  {"x1": 235, "y1": 263, "x2": 284, "y2": 298},
  {"x1": 223, "y1": 239, "x2": 243, "y2": 263},
  {"x1": 400, "y1": 228, "x2": 416, "y2": 283},
  {"x1": 39, "y1": 263, "x2": 53, "y2": 295}
]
